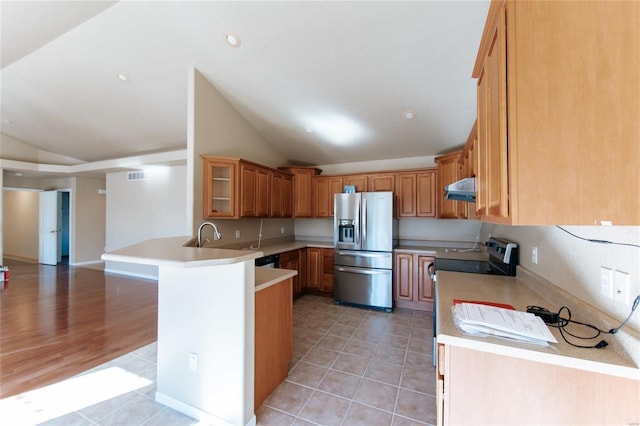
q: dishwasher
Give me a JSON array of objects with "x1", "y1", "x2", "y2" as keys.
[{"x1": 255, "y1": 254, "x2": 279, "y2": 268}]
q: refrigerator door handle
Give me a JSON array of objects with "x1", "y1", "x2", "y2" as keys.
[
  {"x1": 361, "y1": 197, "x2": 367, "y2": 246},
  {"x1": 335, "y1": 251, "x2": 390, "y2": 258},
  {"x1": 336, "y1": 266, "x2": 389, "y2": 275}
]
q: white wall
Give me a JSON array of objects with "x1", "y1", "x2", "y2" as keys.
[
  {"x1": 188, "y1": 67, "x2": 289, "y2": 237},
  {"x1": 74, "y1": 177, "x2": 106, "y2": 264},
  {"x1": 0, "y1": 171, "x2": 3, "y2": 262},
  {"x1": 2, "y1": 189, "x2": 39, "y2": 261},
  {"x1": 0, "y1": 133, "x2": 83, "y2": 165},
  {"x1": 483, "y1": 224, "x2": 640, "y2": 332},
  {"x1": 1, "y1": 174, "x2": 106, "y2": 265},
  {"x1": 317, "y1": 155, "x2": 437, "y2": 175},
  {"x1": 105, "y1": 166, "x2": 188, "y2": 251},
  {"x1": 104, "y1": 166, "x2": 188, "y2": 278}
]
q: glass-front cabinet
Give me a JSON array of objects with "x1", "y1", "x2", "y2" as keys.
[{"x1": 203, "y1": 157, "x2": 238, "y2": 218}]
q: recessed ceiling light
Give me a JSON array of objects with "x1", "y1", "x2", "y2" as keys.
[
  {"x1": 15, "y1": 172, "x2": 23, "y2": 176},
  {"x1": 305, "y1": 127, "x2": 314, "y2": 134},
  {"x1": 116, "y1": 73, "x2": 130, "y2": 82},
  {"x1": 224, "y1": 33, "x2": 241, "y2": 48},
  {"x1": 403, "y1": 110, "x2": 416, "y2": 120}
]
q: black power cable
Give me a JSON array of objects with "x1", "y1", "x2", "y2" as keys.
[
  {"x1": 555, "y1": 225, "x2": 640, "y2": 248},
  {"x1": 527, "y1": 295, "x2": 640, "y2": 349}
]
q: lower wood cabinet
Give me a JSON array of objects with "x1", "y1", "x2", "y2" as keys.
[
  {"x1": 437, "y1": 343, "x2": 639, "y2": 425},
  {"x1": 254, "y1": 278, "x2": 292, "y2": 409},
  {"x1": 306, "y1": 247, "x2": 334, "y2": 295},
  {"x1": 279, "y1": 250, "x2": 303, "y2": 299},
  {"x1": 393, "y1": 251, "x2": 435, "y2": 311}
]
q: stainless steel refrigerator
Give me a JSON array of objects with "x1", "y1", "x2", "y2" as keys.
[{"x1": 333, "y1": 192, "x2": 398, "y2": 312}]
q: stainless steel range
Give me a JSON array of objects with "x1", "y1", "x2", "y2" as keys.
[
  {"x1": 435, "y1": 237, "x2": 519, "y2": 276},
  {"x1": 432, "y1": 237, "x2": 519, "y2": 364}
]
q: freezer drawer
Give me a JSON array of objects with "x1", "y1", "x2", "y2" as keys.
[
  {"x1": 334, "y1": 265, "x2": 392, "y2": 311},
  {"x1": 334, "y1": 250, "x2": 393, "y2": 269}
]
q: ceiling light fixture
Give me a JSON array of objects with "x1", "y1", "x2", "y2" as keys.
[
  {"x1": 2, "y1": 118, "x2": 12, "y2": 125},
  {"x1": 116, "y1": 73, "x2": 130, "y2": 82},
  {"x1": 403, "y1": 110, "x2": 416, "y2": 120},
  {"x1": 305, "y1": 127, "x2": 314, "y2": 134},
  {"x1": 224, "y1": 33, "x2": 241, "y2": 48}
]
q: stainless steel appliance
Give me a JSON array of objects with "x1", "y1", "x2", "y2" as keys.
[
  {"x1": 333, "y1": 192, "x2": 398, "y2": 312},
  {"x1": 434, "y1": 237, "x2": 519, "y2": 276},
  {"x1": 255, "y1": 254, "x2": 279, "y2": 268}
]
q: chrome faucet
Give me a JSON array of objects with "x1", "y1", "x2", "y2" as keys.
[{"x1": 197, "y1": 222, "x2": 222, "y2": 247}]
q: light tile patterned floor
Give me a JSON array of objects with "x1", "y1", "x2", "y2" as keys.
[
  {"x1": 259, "y1": 295, "x2": 437, "y2": 426},
  {"x1": 2, "y1": 295, "x2": 435, "y2": 425}
]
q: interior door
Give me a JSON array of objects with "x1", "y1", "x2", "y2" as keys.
[{"x1": 39, "y1": 190, "x2": 61, "y2": 265}]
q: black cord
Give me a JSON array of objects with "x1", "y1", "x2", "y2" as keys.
[
  {"x1": 526, "y1": 300, "x2": 640, "y2": 349},
  {"x1": 555, "y1": 225, "x2": 640, "y2": 248}
]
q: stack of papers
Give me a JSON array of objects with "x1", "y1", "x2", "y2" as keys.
[{"x1": 452, "y1": 302, "x2": 558, "y2": 346}]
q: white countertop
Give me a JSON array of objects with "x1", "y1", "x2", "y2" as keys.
[
  {"x1": 101, "y1": 236, "x2": 261, "y2": 268},
  {"x1": 395, "y1": 245, "x2": 489, "y2": 261},
  {"x1": 436, "y1": 270, "x2": 640, "y2": 380},
  {"x1": 254, "y1": 266, "x2": 297, "y2": 292}
]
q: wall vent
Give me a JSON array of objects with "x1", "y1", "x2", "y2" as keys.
[{"x1": 127, "y1": 171, "x2": 149, "y2": 181}]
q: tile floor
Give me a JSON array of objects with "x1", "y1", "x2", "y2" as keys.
[{"x1": 2, "y1": 295, "x2": 436, "y2": 426}]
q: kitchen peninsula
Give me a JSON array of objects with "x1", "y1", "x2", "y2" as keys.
[{"x1": 102, "y1": 237, "x2": 296, "y2": 426}]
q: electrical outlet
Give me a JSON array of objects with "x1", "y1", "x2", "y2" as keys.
[
  {"x1": 235, "y1": 230, "x2": 241, "y2": 239},
  {"x1": 613, "y1": 270, "x2": 630, "y2": 305},
  {"x1": 189, "y1": 353, "x2": 198, "y2": 371},
  {"x1": 532, "y1": 247, "x2": 538, "y2": 264},
  {"x1": 600, "y1": 267, "x2": 613, "y2": 298},
  {"x1": 281, "y1": 226, "x2": 285, "y2": 234}
]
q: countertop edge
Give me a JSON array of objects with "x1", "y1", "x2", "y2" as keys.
[
  {"x1": 254, "y1": 267, "x2": 297, "y2": 292},
  {"x1": 436, "y1": 333, "x2": 640, "y2": 380},
  {"x1": 435, "y1": 270, "x2": 640, "y2": 381},
  {"x1": 101, "y1": 236, "x2": 262, "y2": 267}
]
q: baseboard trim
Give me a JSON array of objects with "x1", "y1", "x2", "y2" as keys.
[
  {"x1": 103, "y1": 268, "x2": 158, "y2": 281},
  {"x1": 3, "y1": 254, "x2": 38, "y2": 263}
]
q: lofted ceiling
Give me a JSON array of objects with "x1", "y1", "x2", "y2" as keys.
[{"x1": 0, "y1": 0, "x2": 489, "y2": 167}]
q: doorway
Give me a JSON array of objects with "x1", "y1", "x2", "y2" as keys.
[{"x1": 2, "y1": 188, "x2": 71, "y2": 265}]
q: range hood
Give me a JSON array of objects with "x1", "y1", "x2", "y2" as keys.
[{"x1": 445, "y1": 177, "x2": 476, "y2": 202}]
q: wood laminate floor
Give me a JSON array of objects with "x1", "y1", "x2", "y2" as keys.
[{"x1": 0, "y1": 259, "x2": 158, "y2": 399}]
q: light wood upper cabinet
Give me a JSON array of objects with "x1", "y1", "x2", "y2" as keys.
[
  {"x1": 313, "y1": 176, "x2": 343, "y2": 218},
  {"x1": 343, "y1": 174, "x2": 368, "y2": 192},
  {"x1": 279, "y1": 167, "x2": 321, "y2": 218},
  {"x1": 282, "y1": 174, "x2": 292, "y2": 218},
  {"x1": 459, "y1": 122, "x2": 479, "y2": 221},
  {"x1": 202, "y1": 157, "x2": 238, "y2": 218},
  {"x1": 240, "y1": 162, "x2": 271, "y2": 218},
  {"x1": 473, "y1": 0, "x2": 639, "y2": 225},
  {"x1": 203, "y1": 156, "x2": 291, "y2": 219},
  {"x1": 435, "y1": 151, "x2": 462, "y2": 219},
  {"x1": 396, "y1": 170, "x2": 437, "y2": 218},
  {"x1": 368, "y1": 173, "x2": 395, "y2": 192},
  {"x1": 270, "y1": 171, "x2": 292, "y2": 218},
  {"x1": 416, "y1": 171, "x2": 437, "y2": 218}
]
